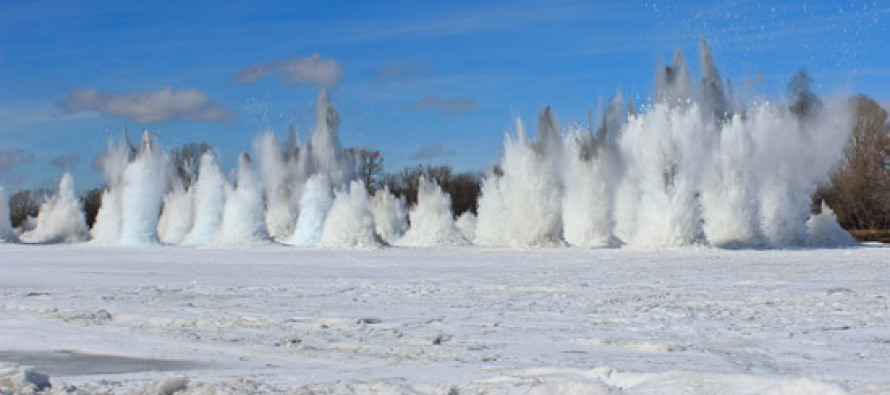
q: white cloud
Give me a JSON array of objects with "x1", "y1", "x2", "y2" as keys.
[
  {"x1": 377, "y1": 63, "x2": 433, "y2": 84},
  {"x1": 410, "y1": 143, "x2": 455, "y2": 161},
  {"x1": 233, "y1": 54, "x2": 342, "y2": 87},
  {"x1": 50, "y1": 154, "x2": 80, "y2": 171},
  {"x1": 0, "y1": 149, "x2": 35, "y2": 184},
  {"x1": 405, "y1": 96, "x2": 477, "y2": 115},
  {"x1": 59, "y1": 87, "x2": 236, "y2": 123}
]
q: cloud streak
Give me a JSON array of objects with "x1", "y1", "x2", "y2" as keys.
[
  {"x1": 405, "y1": 96, "x2": 478, "y2": 115},
  {"x1": 377, "y1": 63, "x2": 433, "y2": 84},
  {"x1": 0, "y1": 149, "x2": 36, "y2": 183},
  {"x1": 233, "y1": 54, "x2": 342, "y2": 87},
  {"x1": 59, "y1": 87, "x2": 236, "y2": 123},
  {"x1": 50, "y1": 154, "x2": 80, "y2": 171},
  {"x1": 411, "y1": 143, "x2": 455, "y2": 161}
]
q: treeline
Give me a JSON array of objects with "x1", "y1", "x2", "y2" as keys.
[
  {"x1": 343, "y1": 147, "x2": 482, "y2": 215},
  {"x1": 815, "y1": 95, "x2": 890, "y2": 237}
]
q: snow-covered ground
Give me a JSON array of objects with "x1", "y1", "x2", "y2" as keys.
[{"x1": 1, "y1": 244, "x2": 888, "y2": 394}]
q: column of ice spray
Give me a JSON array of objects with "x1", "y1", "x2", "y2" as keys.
[
  {"x1": 561, "y1": 94, "x2": 623, "y2": 247},
  {"x1": 319, "y1": 180, "x2": 379, "y2": 248},
  {"x1": 253, "y1": 129, "x2": 307, "y2": 241},
  {"x1": 0, "y1": 187, "x2": 13, "y2": 242},
  {"x1": 92, "y1": 132, "x2": 167, "y2": 245},
  {"x1": 182, "y1": 152, "x2": 226, "y2": 245},
  {"x1": 397, "y1": 177, "x2": 467, "y2": 246},
  {"x1": 475, "y1": 107, "x2": 564, "y2": 247},
  {"x1": 286, "y1": 89, "x2": 353, "y2": 245},
  {"x1": 214, "y1": 153, "x2": 270, "y2": 245},
  {"x1": 618, "y1": 103, "x2": 712, "y2": 248},
  {"x1": 20, "y1": 173, "x2": 89, "y2": 243},
  {"x1": 157, "y1": 177, "x2": 195, "y2": 244},
  {"x1": 308, "y1": 89, "x2": 351, "y2": 186},
  {"x1": 285, "y1": 174, "x2": 332, "y2": 245},
  {"x1": 370, "y1": 187, "x2": 408, "y2": 245},
  {"x1": 120, "y1": 132, "x2": 168, "y2": 244},
  {"x1": 91, "y1": 137, "x2": 135, "y2": 243}
]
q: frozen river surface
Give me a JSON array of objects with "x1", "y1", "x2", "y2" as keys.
[{"x1": 1, "y1": 244, "x2": 888, "y2": 394}]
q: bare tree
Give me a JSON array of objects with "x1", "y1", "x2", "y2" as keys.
[
  {"x1": 8, "y1": 189, "x2": 51, "y2": 228},
  {"x1": 343, "y1": 148, "x2": 385, "y2": 193},
  {"x1": 818, "y1": 95, "x2": 890, "y2": 230},
  {"x1": 169, "y1": 142, "x2": 212, "y2": 188},
  {"x1": 384, "y1": 164, "x2": 481, "y2": 216}
]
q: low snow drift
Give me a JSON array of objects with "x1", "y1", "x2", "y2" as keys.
[
  {"x1": 0, "y1": 363, "x2": 51, "y2": 394},
  {"x1": 19, "y1": 173, "x2": 89, "y2": 244},
  {"x1": 0, "y1": 363, "x2": 851, "y2": 394},
  {"x1": 398, "y1": 177, "x2": 467, "y2": 246}
]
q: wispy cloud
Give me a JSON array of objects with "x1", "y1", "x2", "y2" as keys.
[
  {"x1": 0, "y1": 149, "x2": 36, "y2": 184},
  {"x1": 405, "y1": 96, "x2": 477, "y2": 115},
  {"x1": 377, "y1": 63, "x2": 434, "y2": 84},
  {"x1": 233, "y1": 54, "x2": 342, "y2": 87},
  {"x1": 58, "y1": 87, "x2": 236, "y2": 123},
  {"x1": 410, "y1": 143, "x2": 455, "y2": 161},
  {"x1": 50, "y1": 154, "x2": 80, "y2": 171}
]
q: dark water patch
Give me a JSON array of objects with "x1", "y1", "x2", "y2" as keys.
[{"x1": 0, "y1": 349, "x2": 205, "y2": 376}]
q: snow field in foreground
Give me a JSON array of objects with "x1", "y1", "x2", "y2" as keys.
[{"x1": 0, "y1": 244, "x2": 888, "y2": 394}]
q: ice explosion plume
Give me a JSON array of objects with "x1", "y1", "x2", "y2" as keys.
[
  {"x1": 2, "y1": 43, "x2": 858, "y2": 249},
  {"x1": 476, "y1": 42, "x2": 854, "y2": 248}
]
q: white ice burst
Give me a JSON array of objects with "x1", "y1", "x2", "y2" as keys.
[
  {"x1": 215, "y1": 153, "x2": 270, "y2": 245},
  {"x1": 371, "y1": 186, "x2": 408, "y2": 245},
  {"x1": 286, "y1": 174, "x2": 333, "y2": 246},
  {"x1": 320, "y1": 180, "x2": 379, "y2": 248},
  {"x1": 475, "y1": 110, "x2": 564, "y2": 247},
  {"x1": 806, "y1": 201, "x2": 857, "y2": 247},
  {"x1": 157, "y1": 181, "x2": 194, "y2": 245},
  {"x1": 397, "y1": 177, "x2": 467, "y2": 247},
  {"x1": 19, "y1": 173, "x2": 89, "y2": 243},
  {"x1": 182, "y1": 152, "x2": 227, "y2": 246},
  {"x1": 0, "y1": 187, "x2": 15, "y2": 242}
]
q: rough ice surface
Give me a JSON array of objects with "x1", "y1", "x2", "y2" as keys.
[
  {"x1": 397, "y1": 177, "x2": 467, "y2": 247},
  {"x1": 1, "y1": 245, "x2": 887, "y2": 393},
  {"x1": 0, "y1": 363, "x2": 51, "y2": 393},
  {"x1": 18, "y1": 173, "x2": 89, "y2": 244}
]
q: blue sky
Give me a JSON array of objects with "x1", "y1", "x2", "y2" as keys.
[{"x1": 1, "y1": 0, "x2": 888, "y2": 191}]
